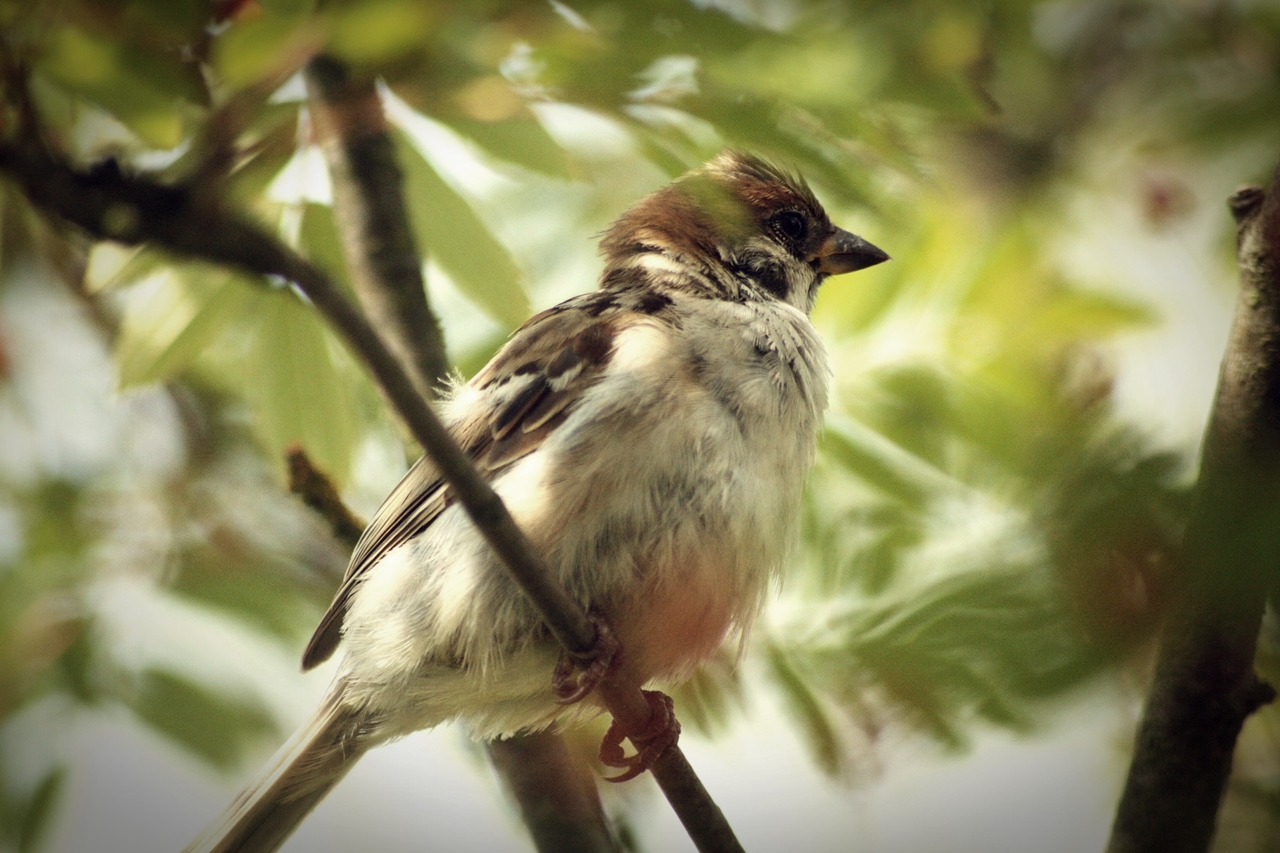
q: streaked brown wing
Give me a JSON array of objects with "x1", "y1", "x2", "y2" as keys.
[
  {"x1": 301, "y1": 453, "x2": 450, "y2": 669},
  {"x1": 301, "y1": 292, "x2": 642, "y2": 670}
]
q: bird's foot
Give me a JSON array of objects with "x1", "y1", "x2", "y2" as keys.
[
  {"x1": 552, "y1": 612, "x2": 620, "y2": 705},
  {"x1": 599, "y1": 690, "x2": 680, "y2": 783}
]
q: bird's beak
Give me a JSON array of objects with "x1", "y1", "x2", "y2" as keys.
[{"x1": 815, "y1": 227, "x2": 890, "y2": 275}]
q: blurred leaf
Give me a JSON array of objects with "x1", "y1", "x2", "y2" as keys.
[
  {"x1": 83, "y1": 244, "x2": 161, "y2": 294},
  {"x1": 51, "y1": 619, "x2": 99, "y2": 706},
  {"x1": 116, "y1": 0, "x2": 211, "y2": 42},
  {"x1": 821, "y1": 419, "x2": 934, "y2": 507},
  {"x1": 327, "y1": 0, "x2": 435, "y2": 64},
  {"x1": 773, "y1": 568, "x2": 1108, "y2": 756},
  {"x1": 434, "y1": 114, "x2": 571, "y2": 179},
  {"x1": 298, "y1": 202, "x2": 352, "y2": 295},
  {"x1": 226, "y1": 106, "x2": 302, "y2": 206},
  {"x1": 855, "y1": 365, "x2": 955, "y2": 468},
  {"x1": 851, "y1": 522, "x2": 925, "y2": 595},
  {"x1": 36, "y1": 26, "x2": 198, "y2": 148},
  {"x1": 19, "y1": 481, "x2": 89, "y2": 565},
  {"x1": 115, "y1": 268, "x2": 253, "y2": 389},
  {"x1": 392, "y1": 129, "x2": 529, "y2": 326},
  {"x1": 1026, "y1": 289, "x2": 1155, "y2": 343},
  {"x1": 123, "y1": 274, "x2": 258, "y2": 387},
  {"x1": 169, "y1": 538, "x2": 326, "y2": 639},
  {"x1": 766, "y1": 644, "x2": 841, "y2": 777},
  {"x1": 245, "y1": 286, "x2": 360, "y2": 483},
  {"x1": 213, "y1": 11, "x2": 324, "y2": 90},
  {"x1": 813, "y1": 259, "x2": 900, "y2": 334},
  {"x1": 17, "y1": 767, "x2": 64, "y2": 853},
  {"x1": 669, "y1": 649, "x2": 740, "y2": 737},
  {"x1": 127, "y1": 669, "x2": 277, "y2": 770}
]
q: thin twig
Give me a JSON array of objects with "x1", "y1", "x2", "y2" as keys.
[
  {"x1": 0, "y1": 125, "x2": 745, "y2": 853},
  {"x1": 1105, "y1": 165, "x2": 1280, "y2": 853},
  {"x1": 286, "y1": 446, "x2": 365, "y2": 550}
]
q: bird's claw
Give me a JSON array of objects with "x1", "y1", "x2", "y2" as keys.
[
  {"x1": 599, "y1": 690, "x2": 680, "y2": 783},
  {"x1": 552, "y1": 612, "x2": 620, "y2": 705}
]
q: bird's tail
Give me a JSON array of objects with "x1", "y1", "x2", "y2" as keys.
[{"x1": 183, "y1": 688, "x2": 369, "y2": 853}]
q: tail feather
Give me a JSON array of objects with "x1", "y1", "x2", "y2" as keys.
[{"x1": 183, "y1": 690, "x2": 368, "y2": 853}]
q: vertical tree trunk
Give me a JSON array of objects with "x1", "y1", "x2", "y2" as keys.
[{"x1": 1105, "y1": 168, "x2": 1280, "y2": 853}]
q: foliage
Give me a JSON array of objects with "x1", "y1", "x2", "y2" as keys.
[{"x1": 0, "y1": 0, "x2": 1277, "y2": 849}]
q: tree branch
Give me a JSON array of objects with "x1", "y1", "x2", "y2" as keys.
[
  {"x1": 302, "y1": 53, "x2": 624, "y2": 851},
  {"x1": 1105, "y1": 165, "x2": 1280, "y2": 853},
  {"x1": 0, "y1": 126, "x2": 745, "y2": 852},
  {"x1": 303, "y1": 55, "x2": 449, "y2": 400},
  {"x1": 286, "y1": 448, "x2": 618, "y2": 852},
  {"x1": 286, "y1": 446, "x2": 365, "y2": 550},
  {"x1": 488, "y1": 732, "x2": 622, "y2": 853}
]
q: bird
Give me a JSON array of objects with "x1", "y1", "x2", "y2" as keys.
[{"x1": 183, "y1": 150, "x2": 888, "y2": 853}]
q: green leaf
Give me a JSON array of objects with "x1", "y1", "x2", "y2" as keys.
[
  {"x1": 669, "y1": 651, "x2": 740, "y2": 737},
  {"x1": 1028, "y1": 288, "x2": 1156, "y2": 343},
  {"x1": 434, "y1": 114, "x2": 571, "y2": 179},
  {"x1": 213, "y1": 12, "x2": 324, "y2": 90},
  {"x1": 327, "y1": 0, "x2": 435, "y2": 64},
  {"x1": 298, "y1": 202, "x2": 352, "y2": 295},
  {"x1": 226, "y1": 106, "x2": 302, "y2": 206},
  {"x1": 766, "y1": 644, "x2": 842, "y2": 776},
  {"x1": 245, "y1": 287, "x2": 360, "y2": 484},
  {"x1": 125, "y1": 274, "x2": 258, "y2": 387},
  {"x1": 17, "y1": 768, "x2": 65, "y2": 853},
  {"x1": 392, "y1": 129, "x2": 529, "y2": 327},
  {"x1": 821, "y1": 421, "x2": 932, "y2": 506},
  {"x1": 37, "y1": 26, "x2": 195, "y2": 148},
  {"x1": 127, "y1": 669, "x2": 277, "y2": 770},
  {"x1": 169, "y1": 538, "x2": 327, "y2": 638},
  {"x1": 83, "y1": 244, "x2": 161, "y2": 294}
]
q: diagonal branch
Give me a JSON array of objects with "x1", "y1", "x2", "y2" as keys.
[
  {"x1": 0, "y1": 125, "x2": 744, "y2": 853},
  {"x1": 300, "y1": 53, "x2": 618, "y2": 852},
  {"x1": 1105, "y1": 164, "x2": 1280, "y2": 853},
  {"x1": 287, "y1": 447, "x2": 619, "y2": 853}
]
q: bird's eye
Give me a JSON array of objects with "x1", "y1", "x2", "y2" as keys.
[{"x1": 774, "y1": 211, "x2": 807, "y2": 241}]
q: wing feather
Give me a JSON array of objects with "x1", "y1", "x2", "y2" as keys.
[{"x1": 301, "y1": 290, "x2": 650, "y2": 670}]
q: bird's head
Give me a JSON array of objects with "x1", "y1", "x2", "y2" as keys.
[{"x1": 600, "y1": 151, "x2": 888, "y2": 312}]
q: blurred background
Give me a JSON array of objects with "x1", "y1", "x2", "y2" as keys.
[{"x1": 1, "y1": 0, "x2": 1279, "y2": 851}]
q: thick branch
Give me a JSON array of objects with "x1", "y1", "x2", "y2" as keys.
[
  {"x1": 488, "y1": 732, "x2": 621, "y2": 853},
  {"x1": 304, "y1": 55, "x2": 449, "y2": 399},
  {"x1": 1105, "y1": 165, "x2": 1280, "y2": 853},
  {"x1": 0, "y1": 132, "x2": 744, "y2": 852}
]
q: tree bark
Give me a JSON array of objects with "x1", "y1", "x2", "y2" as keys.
[
  {"x1": 1105, "y1": 167, "x2": 1280, "y2": 853},
  {"x1": 488, "y1": 732, "x2": 621, "y2": 853},
  {"x1": 304, "y1": 55, "x2": 449, "y2": 401},
  {"x1": 302, "y1": 54, "x2": 630, "y2": 852}
]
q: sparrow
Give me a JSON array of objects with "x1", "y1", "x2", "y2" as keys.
[{"x1": 184, "y1": 150, "x2": 888, "y2": 853}]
